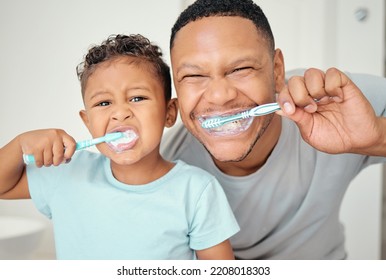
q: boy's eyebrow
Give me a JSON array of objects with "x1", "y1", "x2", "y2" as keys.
[
  {"x1": 87, "y1": 86, "x2": 153, "y2": 100},
  {"x1": 88, "y1": 91, "x2": 110, "y2": 101}
]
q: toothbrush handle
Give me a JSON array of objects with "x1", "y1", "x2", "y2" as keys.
[
  {"x1": 75, "y1": 137, "x2": 107, "y2": 150},
  {"x1": 22, "y1": 154, "x2": 37, "y2": 165},
  {"x1": 249, "y1": 102, "x2": 281, "y2": 116}
]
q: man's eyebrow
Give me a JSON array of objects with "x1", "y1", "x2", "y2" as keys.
[
  {"x1": 176, "y1": 57, "x2": 262, "y2": 74},
  {"x1": 228, "y1": 57, "x2": 263, "y2": 67},
  {"x1": 176, "y1": 63, "x2": 202, "y2": 74}
]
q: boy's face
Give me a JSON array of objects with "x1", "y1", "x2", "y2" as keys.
[
  {"x1": 171, "y1": 16, "x2": 285, "y2": 162},
  {"x1": 80, "y1": 57, "x2": 176, "y2": 166}
]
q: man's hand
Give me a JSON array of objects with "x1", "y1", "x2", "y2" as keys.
[{"x1": 276, "y1": 67, "x2": 385, "y2": 155}]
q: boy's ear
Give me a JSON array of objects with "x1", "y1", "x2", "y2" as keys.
[
  {"x1": 79, "y1": 110, "x2": 90, "y2": 129},
  {"x1": 165, "y1": 98, "x2": 178, "y2": 128}
]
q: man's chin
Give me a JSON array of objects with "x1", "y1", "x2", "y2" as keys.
[{"x1": 204, "y1": 144, "x2": 251, "y2": 163}]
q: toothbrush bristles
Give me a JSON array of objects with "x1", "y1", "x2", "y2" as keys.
[
  {"x1": 202, "y1": 110, "x2": 251, "y2": 129},
  {"x1": 202, "y1": 118, "x2": 223, "y2": 129}
]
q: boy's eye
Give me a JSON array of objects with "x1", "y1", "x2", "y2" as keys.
[
  {"x1": 97, "y1": 101, "x2": 111, "y2": 107},
  {"x1": 130, "y1": 96, "x2": 146, "y2": 102}
]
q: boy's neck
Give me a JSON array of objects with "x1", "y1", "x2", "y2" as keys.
[{"x1": 110, "y1": 153, "x2": 175, "y2": 185}]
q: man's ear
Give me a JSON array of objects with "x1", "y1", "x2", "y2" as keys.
[
  {"x1": 165, "y1": 98, "x2": 178, "y2": 128},
  {"x1": 273, "y1": 48, "x2": 286, "y2": 92},
  {"x1": 79, "y1": 110, "x2": 90, "y2": 129}
]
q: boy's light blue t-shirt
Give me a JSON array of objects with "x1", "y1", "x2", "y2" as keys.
[{"x1": 27, "y1": 151, "x2": 239, "y2": 260}]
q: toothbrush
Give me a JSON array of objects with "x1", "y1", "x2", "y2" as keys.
[
  {"x1": 23, "y1": 132, "x2": 124, "y2": 165},
  {"x1": 201, "y1": 102, "x2": 281, "y2": 129}
]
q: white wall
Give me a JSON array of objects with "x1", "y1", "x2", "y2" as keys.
[{"x1": 0, "y1": 0, "x2": 183, "y2": 259}]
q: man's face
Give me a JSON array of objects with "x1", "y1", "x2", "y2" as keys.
[{"x1": 171, "y1": 16, "x2": 284, "y2": 162}]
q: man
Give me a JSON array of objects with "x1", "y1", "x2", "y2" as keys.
[{"x1": 161, "y1": 0, "x2": 386, "y2": 259}]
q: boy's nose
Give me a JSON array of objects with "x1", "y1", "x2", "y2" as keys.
[
  {"x1": 112, "y1": 104, "x2": 133, "y2": 121},
  {"x1": 204, "y1": 78, "x2": 237, "y2": 105}
]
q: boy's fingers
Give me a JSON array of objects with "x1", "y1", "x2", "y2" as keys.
[
  {"x1": 52, "y1": 141, "x2": 65, "y2": 166},
  {"x1": 43, "y1": 148, "x2": 54, "y2": 167},
  {"x1": 62, "y1": 135, "x2": 77, "y2": 163}
]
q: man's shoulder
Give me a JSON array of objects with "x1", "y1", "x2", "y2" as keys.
[{"x1": 161, "y1": 122, "x2": 197, "y2": 159}]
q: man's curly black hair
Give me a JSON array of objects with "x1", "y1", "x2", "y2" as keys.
[
  {"x1": 77, "y1": 34, "x2": 171, "y2": 101},
  {"x1": 170, "y1": 0, "x2": 274, "y2": 54}
]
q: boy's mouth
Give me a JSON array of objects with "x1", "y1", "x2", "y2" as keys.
[{"x1": 107, "y1": 130, "x2": 138, "y2": 153}]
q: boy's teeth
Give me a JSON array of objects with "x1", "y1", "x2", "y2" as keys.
[
  {"x1": 107, "y1": 130, "x2": 138, "y2": 153},
  {"x1": 111, "y1": 131, "x2": 137, "y2": 145}
]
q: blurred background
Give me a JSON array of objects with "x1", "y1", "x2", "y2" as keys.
[{"x1": 0, "y1": 0, "x2": 385, "y2": 259}]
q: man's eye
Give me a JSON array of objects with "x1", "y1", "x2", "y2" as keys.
[
  {"x1": 187, "y1": 74, "x2": 203, "y2": 78},
  {"x1": 179, "y1": 74, "x2": 204, "y2": 82},
  {"x1": 232, "y1": 67, "x2": 252, "y2": 73}
]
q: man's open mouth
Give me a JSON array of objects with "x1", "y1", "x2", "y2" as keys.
[{"x1": 199, "y1": 116, "x2": 253, "y2": 136}]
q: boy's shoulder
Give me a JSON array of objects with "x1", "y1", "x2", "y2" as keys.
[
  {"x1": 71, "y1": 150, "x2": 104, "y2": 163},
  {"x1": 173, "y1": 160, "x2": 218, "y2": 183},
  {"x1": 175, "y1": 159, "x2": 208, "y2": 173},
  {"x1": 50, "y1": 150, "x2": 104, "y2": 171}
]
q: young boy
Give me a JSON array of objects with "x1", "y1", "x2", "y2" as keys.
[{"x1": 0, "y1": 34, "x2": 239, "y2": 260}]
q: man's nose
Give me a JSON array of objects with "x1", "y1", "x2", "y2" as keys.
[{"x1": 204, "y1": 78, "x2": 237, "y2": 105}]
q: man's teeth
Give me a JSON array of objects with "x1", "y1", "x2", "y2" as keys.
[
  {"x1": 205, "y1": 117, "x2": 253, "y2": 133},
  {"x1": 211, "y1": 120, "x2": 243, "y2": 131}
]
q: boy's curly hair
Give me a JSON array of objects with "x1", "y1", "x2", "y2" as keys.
[
  {"x1": 77, "y1": 34, "x2": 171, "y2": 100},
  {"x1": 170, "y1": 0, "x2": 274, "y2": 55}
]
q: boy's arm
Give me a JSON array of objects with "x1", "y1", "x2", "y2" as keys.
[
  {"x1": 195, "y1": 240, "x2": 235, "y2": 260},
  {"x1": 0, "y1": 129, "x2": 76, "y2": 199},
  {"x1": 0, "y1": 137, "x2": 30, "y2": 198}
]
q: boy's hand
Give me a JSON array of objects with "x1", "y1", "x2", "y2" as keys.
[{"x1": 18, "y1": 129, "x2": 76, "y2": 167}]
